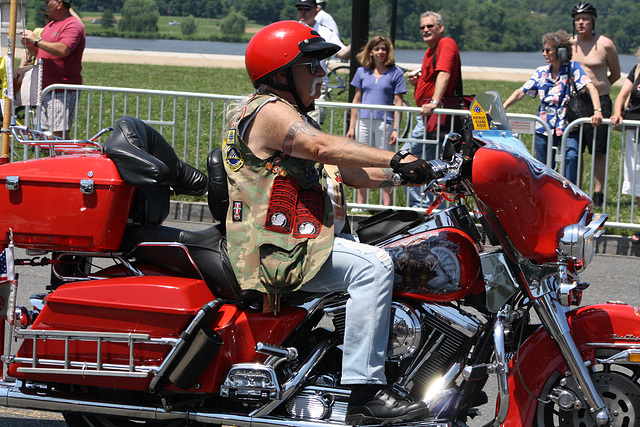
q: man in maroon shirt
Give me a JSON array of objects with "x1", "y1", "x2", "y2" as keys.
[{"x1": 22, "y1": 0, "x2": 85, "y2": 138}]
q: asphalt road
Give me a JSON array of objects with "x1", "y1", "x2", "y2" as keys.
[{"x1": 1, "y1": 220, "x2": 639, "y2": 426}]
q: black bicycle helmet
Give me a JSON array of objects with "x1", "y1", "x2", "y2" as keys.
[{"x1": 571, "y1": 2, "x2": 597, "y2": 18}]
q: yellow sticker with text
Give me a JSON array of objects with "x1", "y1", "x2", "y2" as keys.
[{"x1": 470, "y1": 100, "x2": 490, "y2": 130}]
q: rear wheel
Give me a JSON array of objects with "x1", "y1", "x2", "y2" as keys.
[{"x1": 534, "y1": 349, "x2": 640, "y2": 426}]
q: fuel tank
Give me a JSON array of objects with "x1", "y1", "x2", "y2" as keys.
[{"x1": 385, "y1": 227, "x2": 485, "y2": 302}]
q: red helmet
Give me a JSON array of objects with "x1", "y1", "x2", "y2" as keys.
[{"x1": 245, "y1": 21, "x2": 341, "y2": 88}]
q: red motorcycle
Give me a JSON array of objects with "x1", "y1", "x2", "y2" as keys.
[{"x1": 0, "y1": 91, "x2": 637, "y2": 427}]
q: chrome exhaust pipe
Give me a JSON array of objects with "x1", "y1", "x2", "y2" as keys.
[
  {"x1": 0, "y1": 381, "x2": 451, "y2": 427},
  {"x1": 0, "y1": 380, "x2": 185, "y2": 422},
  {"x1": 0, "y1": 380, "x2": 325, "y2": 427}
]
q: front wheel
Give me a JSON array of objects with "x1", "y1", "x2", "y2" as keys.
[{"x1": 534, "y1": 348, "x2": 640, "y2": 426}]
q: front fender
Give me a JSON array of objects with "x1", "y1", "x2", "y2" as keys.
[{"x1": 502, "y1": 302, "x2": 640, "y2": 426}]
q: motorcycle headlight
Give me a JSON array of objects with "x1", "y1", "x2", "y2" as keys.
[{"x1": 558, "y1": 211, "x2": 607, "y2": 272}]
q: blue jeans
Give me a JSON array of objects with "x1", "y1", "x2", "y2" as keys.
[
  {"x1": 401, "y1": 114, "x2": 438, "y2": 208},
  {"x1": 534, "y1": 132, "x2": 579, "y2": 184},
  {"x1": 299, "y1": 235, "x2": 394, "y2": 385}
]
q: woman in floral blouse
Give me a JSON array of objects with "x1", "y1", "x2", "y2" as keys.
[{"x1": 503, "y1": 30, "x2": 602, "y2": 184}]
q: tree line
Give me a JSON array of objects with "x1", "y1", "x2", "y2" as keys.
[{"x1": 52, "y1": 0, "x2": 640, "y2": 54}]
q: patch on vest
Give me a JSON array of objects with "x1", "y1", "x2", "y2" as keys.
[
  {"x1": 265, "y1": 176, "x2": 322, "y2": 238},
  {"x1": 223, "y1": 130, "x2": 244, "y2": 172},
  {"x1": 293, "y1": 185, "x2": 322, "y2": 238},
  {"x1": 232, "y1": 201, "x2": 243, "y2": 221}
]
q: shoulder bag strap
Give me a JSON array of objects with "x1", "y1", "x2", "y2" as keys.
[{"x1": 432, "y1": 41, "x2": 464, "y2": 98}]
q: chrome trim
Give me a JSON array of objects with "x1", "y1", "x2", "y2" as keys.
[
  {"x1": 586, "y1": 343, "x2": 640, "y2": 348},
  {"x1": 420, "y1": 303, "x2": 482, "y2": 339},
  {"x1": 534, "y1": 292, "x2": 612, "y2": 425},
  {"x1": 5, "y1": 176, "x2": 19, "y2": 191},
  {"x1": 6, "y1": 329, "x2": 175, "y2": 378},
  {"x1": 596, "y1": 349, "x2": 640, "y2": 364},
  {"x1": 79, "y1": 179, "x2": 94, "y2": 194},
  {"x1": 480, "y1": 312, "x2": 510, "y2": 427},
  {"x1": 558, "y1": 211, "x2": 607, "y2": 272},
  {"x1": 0, "y1": 379, "x2": 453, "y2": 426},
  {"x1": 250, "y1": 338, "x2": 336, "y2": 417}
]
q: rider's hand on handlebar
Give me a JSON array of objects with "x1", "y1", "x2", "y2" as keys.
[{"x1": 390, "y1": 150, "x2": 436, "y2": 185}]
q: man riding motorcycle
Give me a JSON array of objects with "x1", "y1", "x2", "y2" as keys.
[{"x1": 223, "y1": 20, "x2": 438, "y2": 425}]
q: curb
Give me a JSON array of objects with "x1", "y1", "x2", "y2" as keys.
[{"x1": 169, "y1": 201, "x2": 639, "y2": 258}]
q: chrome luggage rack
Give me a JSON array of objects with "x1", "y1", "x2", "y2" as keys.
[
  {"x1": 10, "y1": 126, "x2": 113, "y2": 155},
  {"x1": 1, "y1": 329, "x2": 177, "y2": 378}
]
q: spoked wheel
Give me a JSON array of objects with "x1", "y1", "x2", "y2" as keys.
[{"x1": 534, "y1": 349, "x2": 640, "y2": 426}]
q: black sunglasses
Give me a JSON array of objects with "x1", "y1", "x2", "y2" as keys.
[
  {"x1": 297, "y1": 6, "x2": 312, "y2": 11},
  {"x1": 295, "y1": 58, "x2": 321, "y2": 75},
  {"x1": 420, "y1": 24, "x2": 438, "y2": 30}
]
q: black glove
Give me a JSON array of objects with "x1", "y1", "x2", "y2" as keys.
[{"x1": 390, "y1": 150, "x2": 436, "y2": 184}]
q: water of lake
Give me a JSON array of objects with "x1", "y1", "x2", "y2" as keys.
[{"x1": 86, "y1": 36, "x2": 638, "y2": 73}]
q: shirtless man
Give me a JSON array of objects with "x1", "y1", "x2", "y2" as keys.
[{"x1": 570, "y1": 2, "x2": 620, "y2": 207}]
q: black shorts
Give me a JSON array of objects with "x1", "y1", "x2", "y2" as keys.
[{"x1": 580, "y1": 94, "x2": 612, "y2": 154}]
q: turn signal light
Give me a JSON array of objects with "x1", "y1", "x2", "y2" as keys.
[{"x1": 14, "y1": 306, "x2": 37, "y2": 329}]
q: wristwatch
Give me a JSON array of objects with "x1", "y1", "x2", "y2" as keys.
[
  {"x1": 594, "y1": 108, "x2": 602, "y2": 112},
  {"x1": 34, "y1": 38, "x2": 41, "y2": 47}
]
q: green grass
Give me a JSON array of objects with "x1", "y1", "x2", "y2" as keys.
[
  {"x1": 26, "y1": 12, "x2": 261, "y2": 41},
  {"x1": 76, "y1": 61, "x2": 637, "y2": 235}
]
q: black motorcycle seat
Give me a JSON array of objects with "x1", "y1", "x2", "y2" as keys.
[
  {"x1": 105, "y1": 116, "x2": 208, "y2": 224},
  {"x1": 207, "y1": 148, "x2": 229, "y2": 228},
  {"x1": 120, "y1": 223, "x2": 243, "y2": 300}
]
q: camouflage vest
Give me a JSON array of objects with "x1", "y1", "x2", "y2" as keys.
[{"x1": 223, "y1": 94, "x2": 336, "y2": 293}]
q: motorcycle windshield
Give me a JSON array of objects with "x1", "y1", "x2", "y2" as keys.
[
  {"x1": 470, "y1": 92, "x2": 592, "y2": 263},
  {"x1": 469, "y1": 90, "x2": 511, "y2": 132}
]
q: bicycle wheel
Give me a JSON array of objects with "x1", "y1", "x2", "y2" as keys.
[
  {"x1": 324, "y1": 65, "x2": 350, "y2": 101},
  {"x1": 397, "y1": 100, "x2": 414, "y2": 140}
]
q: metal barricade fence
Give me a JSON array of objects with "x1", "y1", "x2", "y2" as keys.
[
  {"x1": 20, "y1": 84, "x2": 243, "y2": 171},
  {"x1": 562, "y1": 118, "x2": 640, "y2": 230},
  {"x1": 320, "y1": 100, "x2": 553, "y2": 212},
  {"x1": 16, "y1": 84, "x2": 637, "y2": 230}
]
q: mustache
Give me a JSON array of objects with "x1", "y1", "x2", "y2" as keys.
[{"x1": 309, "y1": 76, "x2": 324, "y2": 97}]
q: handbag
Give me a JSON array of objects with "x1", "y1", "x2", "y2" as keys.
[
  {"x1": 623, "y1": 64, "x2": 640, "y2": 118},
  {"x1": 424, "y1": 43, "x2": 474, "y2": 135},
  {"x1": 565, "y1": 62, "x2": 593, "y2": 123}
]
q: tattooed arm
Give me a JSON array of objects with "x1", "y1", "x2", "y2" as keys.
[
  {"x1": 339, "y1": 166, "x2": 396, "y2": 189},
  {"x1": 245, "y1": 99, "x2": 410, "y2": 168}
]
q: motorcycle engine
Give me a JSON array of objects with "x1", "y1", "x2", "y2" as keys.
[{"x1": 326, "y1": 299, "x2": 483, "y2": 396}]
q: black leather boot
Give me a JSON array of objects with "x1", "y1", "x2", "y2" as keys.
[{"x1": 345, "y1": 385, "x2": 429, "y2": 425}]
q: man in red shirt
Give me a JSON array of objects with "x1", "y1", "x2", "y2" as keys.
[
  {"x1": 404, "y1": 11, "x2": 461, "y2": 208},
  {"x1": 22, "y1": 0, "x2": 85, "y2": 138}
]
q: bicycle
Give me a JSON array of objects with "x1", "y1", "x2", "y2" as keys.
[{"x1": 323, "y1": 58, "x2": 350, "y2": 101}]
